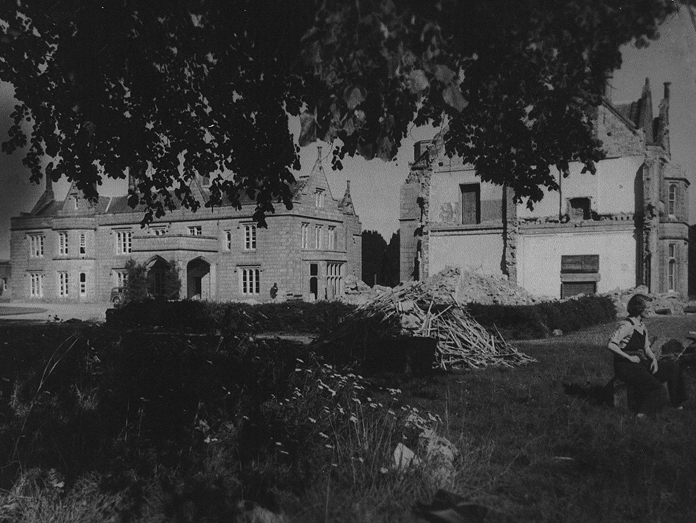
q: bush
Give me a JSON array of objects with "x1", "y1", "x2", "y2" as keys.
[
  {"x1": 467, "y1": 295, "x2": 616, "y2": 339},
  {"x1": 107, "y1": 300, "x2": 357, "y2": 335}
]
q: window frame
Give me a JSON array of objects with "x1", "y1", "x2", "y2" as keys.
[
  {"x1": 58, "y1": 271, "x2": 69, "y2": 297},
  {"x1": 240, "y1": 267, "x2": 260, "y2": 295},
  {"x1": 243, "y1": 224, "x2": 257, "y2": 251},
  {"x1": 29, "y1": 234, "x2": 45, "y2": 258},
  {"x1": 301, "y1": 223, "x2": 309, "y2": 249},
  {"x1": 460, "y1": 183, "x2": 481, "y2": 225},
  {"x1": 188, "y1": 225, "x2": 203, "y2": 236},
  {"x1": 668, "y1": 184, "x2": 677, "y2": 217},
  {"x1": 79, "y1": 272, "x2": 87, "y2": 296},
  {"x1": 115, "y1": 230, "x2": 132, "y2": 255},
  {"x1": 327, "y1": 226, "x2": 336, "y2": 250},
  {"x1": 315, "y1": 189, "x2": 325, "y2": 208},
  {"x1": 58, "y1": 231, "x2": 69, "y2": 256},
  {"x1": 30, "y1": 273, "x2": 43, "y2": 298}
]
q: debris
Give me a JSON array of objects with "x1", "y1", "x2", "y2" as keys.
[{"x1": 315, "y1": 275, "x2": 535, "y2": 371}]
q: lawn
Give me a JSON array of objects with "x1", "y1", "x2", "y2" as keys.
[{"x1": 0, "y1": 314, "x2": 695, "y2": 522}]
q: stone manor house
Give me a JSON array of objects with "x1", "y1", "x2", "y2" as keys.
[
  {"x1": 9, "y1": 147, "x2": 362, "y2": 303},
  {"x1": 401, "y1": 79, "x2": 690, "y2": 299}
]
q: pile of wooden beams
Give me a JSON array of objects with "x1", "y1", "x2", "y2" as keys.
[{"x1": 318, "y1": 282, "x2": 535, "y2": 371}]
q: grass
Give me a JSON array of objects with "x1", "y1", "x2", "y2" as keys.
[{"x1": 0, "y1": 315, "x2": 696, "y2": 522}]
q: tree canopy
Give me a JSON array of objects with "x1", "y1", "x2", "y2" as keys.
[{"x1": 0, "y1": 0, "x2": 691, "y2": 224}]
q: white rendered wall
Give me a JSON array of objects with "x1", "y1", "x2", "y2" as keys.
[
  {"x1": 517, "y1": 228, "x2": 637, "y2": 298},
  {"x1": 429, "y1": 231, "x2": 505, "y2": 277},
  {"x1": 517, "y1": 156, "x2": 643, "y2": 218}
]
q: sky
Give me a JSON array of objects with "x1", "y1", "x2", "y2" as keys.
[{"x1": 1, "y1": 7, "x2": 696, "y2": 261}]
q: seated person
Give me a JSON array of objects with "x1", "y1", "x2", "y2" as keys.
[{"x1": 607, "y1": 294, "x2": 687, "y2": 415}]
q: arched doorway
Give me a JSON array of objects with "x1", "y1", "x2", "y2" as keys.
[
  {"x1": 147, "y1": 257, "x2": 169, "y2": 297},
  {"x1": 187, "y1": 258, "x2": 211, "y2": 300}
]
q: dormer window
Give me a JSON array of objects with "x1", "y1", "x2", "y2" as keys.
[
  {"x1": 315, "y1": 189, "x2": 325, "y2": 208},
  {"x1": 668, "y1": 184, "x2": 677, "y2": 217}
]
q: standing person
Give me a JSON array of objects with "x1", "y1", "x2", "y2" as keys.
[
  {"x1": 607, "y1": 294, "x2": 687, "y2": 415},
  {"x1": 270, "y1": 283, "x2": 278, "y2": 301}
]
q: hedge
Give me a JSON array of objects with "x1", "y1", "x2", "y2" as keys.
[{"x1": 467, "y1": 295, "x2": 617, "y2": 340}]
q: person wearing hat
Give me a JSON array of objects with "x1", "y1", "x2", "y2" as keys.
[{"x1": 607, "y1": 294, "x2": 687, "y2": 415}]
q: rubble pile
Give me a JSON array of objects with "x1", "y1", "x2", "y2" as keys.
[
  {"x1": 415, "y1": 266, "x2": 544, "y2": 306},
  {"x1": 319, "y1": 278, "x2": 535, "y2": 371},
  {"x1": 604, "y1": 286, "x2": 688, "y2": 316},
  {"x1": 342, "y1": 275, "x2": 390, "y2": 305}
]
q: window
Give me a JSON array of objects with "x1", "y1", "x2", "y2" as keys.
[
  {"x1": 569, "y1": 197, "x2": 591, "y2": 221},
  {"x1": 328, "y1": 227, "x2": 336, "y2": 250},
  {"x1": 315, "y1": 189, "x2": 325, "y2": 208},
  {"x1": 58, "y1": 232, "x2": 68, "y2": 256},
  {"x1": 243, "y1": 224, "x2": 256, "y2": 250},
  {"x1": 241, "y1": 268, "x2": 260, "y2": 295},
  {"x1": 460, "y1": 184, "x2": 480, "y2": 225},
  {"x1": 327, "y1": 263, "x2": 343, "y2": 299},
  {"x1": 58, "y1": 272, "x2": 69, "y2": 297},
  {"x1": 224, "y1": 230, "x2": 232, "y2": 251},
  {"x1": 116, "y1": 230, "x2": 132, "y2": 254},
  {"x1": 29, "y1": 234, "x2": 44, "y2": 258},
  {"x1": 150, "y1": 226, "x2": 167, "y2": 236},
  {"x1": 188, "y1": 226, "x2": 202, "y2": 236},
  {"x1": 79, "y1": 233, "x2": 86, "y2": 256},
  {"x1": 560, "y1": 254, "x2": 600, "y2": 298},
  {"x1": 668, "y1": 184, "x2": 677, "y2": 217},
  {"x1": 115, "y1": 271, "x2": 128, "y2": 288},
  {"x1": 79, "y1": 272, "x2": 87, "y2": 296},
  {"x1": 315, "y1": 225, "x2": 322, "y2": 250},
  {"x1": 668, "y1": 243, "x2": 677, "y2": 291},
  {"x1": 30, "y1": 273, "x2": 43, "y2": 298},
  {"x1": 301, "y1": 223, "x2": 309, "y2": 249}
]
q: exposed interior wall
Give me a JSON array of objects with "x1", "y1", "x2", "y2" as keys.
[
  {"x1": 517, "y1": 156, "x2": 643, "y2": 219},
  {"x1": 517, "y1": 228, "x2": 637, "y2": 298},
  {"x1": 429, "y1": 231, "x2": 505, "y2": 277},
  {"x1": 429, "y1": 169, "x2": 504, "y2": 225}
]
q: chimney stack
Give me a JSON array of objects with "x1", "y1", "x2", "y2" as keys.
[{"x1": 664, "y1": 82, "x2": 671, "y2": 101}]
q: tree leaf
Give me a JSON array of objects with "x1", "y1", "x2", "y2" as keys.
[
  {"x1": 344, "y1": 85, "x2": 366, "y2": 110},
  {"x1": 442, "y1": 85, "x2": 468, "y2": 112},
  {"x1": 434, "y1": 64, "x2": 456, "y2": 84},
  {"x1": 408, "y1": 69, "x2": 430, "y2": 93}
]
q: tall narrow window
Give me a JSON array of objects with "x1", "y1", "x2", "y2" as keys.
[
  {"x1": 301, "y1": 223, "x2": 309, "y2": 249},
  {"x1": 668, "y1": 243, "x2": 677, "y2": 291},
  {"x1": 327, "y1": 263, "x2": 343, "y2": 299},
  {"x1": 58, "y1": 272, "x2": 69, "y2": 297},
  {"x1": 79, "y1": 233, "x2": 86, "y2": 256},
  {"x1": 30, "y1": 273, "x2": 43, "y2": 298},
  {"x1": 116, "y1": 230, "x2": 132, "y2": 254},
  {"x1": 460, "y1": 184, "x2": 481, "y2": 225},
  {"x1": 328, "y1": 227, "x2": 336, "y2": 250},
  {"x1": 315, "y1": 189, "x2": 325, "y2": 208},
  {"x1": 79, "y1": 272, "x2": 87, "y2": 296},
  {"x1": 224, "y1": 230, "x2": 232, "y2": 251},
  {"x1": 243, "y1": 224, "x2": 256, "y2": 250},
  {"x1": 668, "y1": 184, "x2": 677, "y2": 217},
  {"x1": 315, "y1": 225, "x2": 322, "y2": 250},
  {"x1": 29, "y1": 234, "x2": 44, "y2": 258},
  {"x1": 241, "y1": 268, "x2": 260, "y2": 295},
  {"x1": 58, "y1": 232, "x2": 69, "y2": 256}
]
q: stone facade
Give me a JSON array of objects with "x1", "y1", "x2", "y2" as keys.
[
  {"x1": 9, "y1": 148, "x2": 362, "y2": 303},
  {"x1": 400, "y1": 79, "x2": 690, "y2": 299}
]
